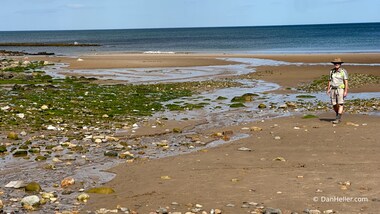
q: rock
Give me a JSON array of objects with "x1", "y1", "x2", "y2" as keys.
[
  {"x1": 86, "y1": 187, "x2": 115, "y2": 194},
  {"x1": 77, "y1": 193, "x2": 90, "y2": 202},
  {"x1": 286, "y1": 102, "x2": 297, "y2": 108},
  {"x1": 13, "y1": 149, "x2": 28, "y2": 157},
  {"x1": 7, "y1": 132, "x2": 19, "y2": 140},
  {"x1": 157, "y1": 207, "x2": 168, "y2": 214},
  {"x1": 0, "y1": 145, "x2": 7, "y2": 153},
  {"x1": 274, "y1": 136, "x2": 281, "y2": 140},
  {"x1": 323, "y1": 210, "x2": 335, "y2": 214},
  {"x1": 225, "y1": 204, "x2": 235, "y2": 207},
  {"x1": 238, "y1": 147, "x2": 252, "y2": 152},
  {"x1": 119, "y1": 151, "x2": 134, "y2": 159},
  {"x1": 258, "y1": 103, "x2": 267, "y2": 109},
  {"x1": 5, "y1": 180, "x2": 26, "y2": 188},
  {"x1": 25, "y1": 182, "x2": 42, "y2": 192},
  {"x1": 304, "y1": 209, "x2": 321, "y2": 214},
  {"x1": 161, "y1": 175, "x2": 171, "y2": 180},
  {"x1": 40, "y1": 105, "x2": 49, "y2": 110},
  {"x1": 35, "y1": 156, "x2": 47, "y2": 161},
  {"x1": 21, "y1": 195, "x2": 40, "y2": 207},
  {"x1": 0, "y1": 199, "x2": 2, "y2": 209},
  {"x1": 61, "y1": 177, "x2": 75, "y2": 188},
  {"x1": 250, "y1": 126, "x2": 263, "y2": 132},
  {"x1": 173, "y1": 128, "x2": 182, "y2": 133},
  {"x1": 104, "y1": 151, "x2": 118, "y2": 157},
  {"x1": 41, "y1": 192, "x2": 55, "y2": 199},
  {"x1": 273, "y1": 157, "x2": 286, "y2": 162},
  {"x1": 214, "y1": 209, "x2": 222, "y2": 214},
  {"x1": 264, "y1": 207, "x2": 282, "y2": 214}
]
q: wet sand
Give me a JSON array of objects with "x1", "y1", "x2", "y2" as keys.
[
  {"x1": 84, "y1": 114, "x2": 380, "y2": 214},
  {"x1": 71, "y1": 53, "x2": 380, "y2": 213}
]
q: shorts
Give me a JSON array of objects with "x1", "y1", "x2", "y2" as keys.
[{"x1": 330, "y1": 88, "x2": 345, "y2": 105}]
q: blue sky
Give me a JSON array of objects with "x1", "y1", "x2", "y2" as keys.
[{"x1": 1, "y1": 0, "x2": 380, "y2": 31}]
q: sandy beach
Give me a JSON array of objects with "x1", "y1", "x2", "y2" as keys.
[
  {"x1": 1, "y1": 52, "x2": 379, "y2": 214},
  {"x1": 60, "y1": 53, "x2": 379, "y2": 213}
]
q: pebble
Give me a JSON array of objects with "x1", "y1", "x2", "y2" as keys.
[
  {"x1": 304, "y1": 209, "x2": 321, "y2": 214},
  {"x1": 5, "y1": 180, "x2": 26, "y2": 189},
  {"x1": 264, "y1": 207, "x2": 282, "y2": 214},
  {"x1": 274, "y1": 136, "x2": 281, "y2": 140},
  {"x1": 77, "y1": 193, "x2": 90, "y2": 202},
  {"x1": 0, "y1": 199, "x2": 3, "y2": 209},
  {"x1": 238, "y1": 147, "x2": 252, "y2": 152},
  {"x1": 21, "y1": 195, "x2": 40, "y2": 207},
  {"x1": 61, "y1": 177, "x2": 75, "y2": 188},
  {"x1": 226, "y1": 204, "x2": 235, "y2": 207}
]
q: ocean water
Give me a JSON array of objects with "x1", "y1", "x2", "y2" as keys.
[{"x1": 0, "y1": 22, "x2": 379, "y2": 55}]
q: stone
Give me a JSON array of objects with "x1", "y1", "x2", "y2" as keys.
[
  {"x1": 77, "y1": 193, "x2": 90, "y2": 202},
  {"x1": 173, "y1": 128, "x2": 182, "y2": 133},
  {"x1": 61, "y1": 177, "x2": 75, "y2": 188},
  {"x1": 25, "y1": 182, "x2": 42, "y2": 192},
  {"x1": 35, "y1": 156, "x2": 47, "y2": 161},
  {"x1": 273, "y1": 157, "x2": 286, "y2": 162},
  {"x1": 214, "y1": 209, "x2": 222, "y2": 214},
  {"x1": 274, "y1": 136, "x2": 281, "y2": 140},
  {"x1": 41, "y1": 105, "x2": 49, "y2": 110},
  {"x1": 21, "y1": 195, "x2": 40, "y2": 207},
  {"x1": 0, "y1": 199, "x2": 3, "y2": 209},
  {"x1": 104, "y1": 151, "x2": 118, "y2": 157},
  {"x1": 250, "y1": 126, "x2": 263, "y2": 132},
  {"x1": 304, "y1": 209, "x2": 321, "y2": 214},
  {"x1": 7, "y1": 132, "x2": 19, "y2": 140},
  {"x1": 86, "y1": 187, "x2": 115, "y2": 194},
  {"x1": 0, "y1": 145, "x2": 7, "y2": 153},
  {"x1": 226, "y1": 204, "x2": 235, "y2": 207},
  {"x1": 5, "y1": 180, "x2": 26, "y2": 188},
  {"x1": 258, "y1": 103, "x2": 267, "y2": 109},
  {"x1": 264, "y1": 207, "x2": 282, "y2": 214},
  {"x1": 323, "y1": 210, "x2": 335, "y2": 214},
  {"x1": 41, "y1": 192, "x2": 55, "y2": 199},
  {"x1": 238, "y1": 147, "x2": 252, "y2": 152}
]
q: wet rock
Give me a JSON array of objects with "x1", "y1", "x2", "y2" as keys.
[
  {"x1": 119, "y1": 151, "x2": 134, "y2": 159},
  {"x1": 77, "y1": 193, "x2": 90, "y2": 202},
  {"x1": 258, "y1": 103, "x2": 267, "y2": 109},
  {"x1": 173, "y1": 127, "x2": 182, "y2": 133},
  {"x1": 286, "y1": 102, "x2": 297, "y2": 108},
  {"x1": 104, "y1": 150, "x2": 118, "y2": 157},
  {"x1": 5, "y1": 180, "x2": 26, "y2": 189},
  {"x1": 13, "y1": 149, "x2": 28, "y2": 157},
  {"x1": 86, "y1": 187, "x2": 115, "y2": 194},
  {"x1": 264, "y1": 207, "x2": 282, "y2": 214},
  {"x1": 35, "y1": 155, "x2": 47, "y2": 161},
  {"x1": 28, "y1": 148, "x2": 40, "y2": 153},
  {"x1": 0, "y1": 145, "x2": 7, "y2": 153},
  {"x1": 25, "y1": 182, "x2": 42, "y2": 192},
  {"x1": 61, "y1": 177, "x2": 75, "y2": 188},
  {"x1": 21, "y1": 195, "x2": 40, "y2": 207},
  {"x1": 7, "y1": 132, "x2": 19, "y2": 140},
  {"x1": 41, "y1": 192, "x2": 55, "y2": 199}
]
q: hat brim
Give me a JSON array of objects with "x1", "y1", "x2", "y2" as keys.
[{"x1": 331, "y1": 61, "x2": 344, "y2": 64}]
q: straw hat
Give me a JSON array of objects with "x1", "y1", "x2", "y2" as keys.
[{"x1": 331, "y1": 58, "x2": 344, "y2": 64}]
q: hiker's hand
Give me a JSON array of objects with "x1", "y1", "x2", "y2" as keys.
[
  {"x1": 344, "y1": 91, "x2": 348, "y2": 97},
  {"x1": 326, "y1": 89, "x2": 331, "y2": 95}
]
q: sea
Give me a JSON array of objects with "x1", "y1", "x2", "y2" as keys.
[{"x1": 0, "y1": 22, "x2": 379, "y2": 55}]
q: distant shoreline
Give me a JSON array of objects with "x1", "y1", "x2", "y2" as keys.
[{"x1": 0, "y1": 43, "x2": 100, "y2": 47}]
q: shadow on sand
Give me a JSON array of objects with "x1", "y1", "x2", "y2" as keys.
[{"x1": 319, "y1": 118, "x2": 335, "y2": 122}]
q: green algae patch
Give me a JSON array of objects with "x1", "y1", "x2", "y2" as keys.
[
  {"x1": 86, "y1": 187, "x2": 115, "y2": 194},
  {"x1": 302, "y1": 114, "x2": 318, "y2": 119},
  {"x1": 230, "y1": 103, "x2": 246, "y2": 108}
]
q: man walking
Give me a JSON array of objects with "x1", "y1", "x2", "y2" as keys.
[{"x1": 327, "y1": 58, "x2": 349, "y2": 124}]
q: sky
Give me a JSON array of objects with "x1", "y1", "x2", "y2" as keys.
[{"x1": 1, "y1": 0, "x2": 380, "y2": 31}]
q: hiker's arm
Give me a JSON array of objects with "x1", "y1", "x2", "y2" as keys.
[{"x1": 344, "y1": 79, "x2": 348, "y2": 97}]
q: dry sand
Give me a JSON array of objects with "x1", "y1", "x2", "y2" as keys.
[{"x1": 71, "y1": 53, "x2": 380, "y2": 214}]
